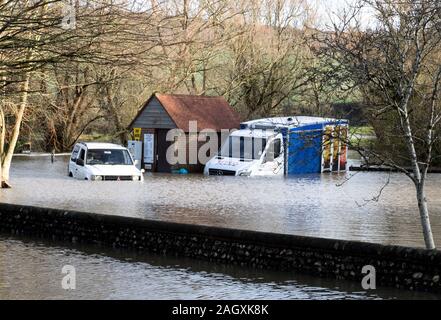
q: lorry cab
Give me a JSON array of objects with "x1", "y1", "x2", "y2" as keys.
[
  {"x1": 68, "y1": 142, "x2": 144, "y2": 181},
  {"x1": 204, "y1": 128, "x2": 284, "y2": 177}
]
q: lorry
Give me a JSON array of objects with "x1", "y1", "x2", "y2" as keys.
[{"x1": 204, "y1": 116, "x2": 349, "y2": 176}]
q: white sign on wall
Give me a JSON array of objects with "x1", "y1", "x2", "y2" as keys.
[
  {"x1": 144, "y1": 133, "x2": 154, "y2": 164},
  {"x1": 127, "y1": 140, "x2": 142, "y2": 170}
]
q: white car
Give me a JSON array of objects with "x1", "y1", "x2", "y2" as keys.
[{"x1": 68, "y1": 142, "x2": 144, "y2": 181}]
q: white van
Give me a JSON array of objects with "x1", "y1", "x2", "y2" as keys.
[
  {"x1": 68, "y1": 142, "x2": 144, "y2": 181},
  {"x1": 204, "y1": 127, "x2": 284, "y2": 177},
  {"x1": 204, "y1": 116, "x2": 349, "y2": 176}
]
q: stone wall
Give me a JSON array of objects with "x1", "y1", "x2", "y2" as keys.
[{"x1": 0, "y1": 203, "x2": 440, "y2": 293}]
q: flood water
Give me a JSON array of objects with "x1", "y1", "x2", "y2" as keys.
[
  {"x1": 3, "y1": 154, "x2": 441, "y2": 247},
  {"x1": 1, "y1": 235, "x2": 439, "y2": 300},
  {"x1": 1, "y1": 155, "x2": 441, "y2": 299}
]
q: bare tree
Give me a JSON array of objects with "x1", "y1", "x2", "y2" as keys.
[
  {"x1": 94, "y1": 65, "x2": 149, "y2": 145},
  {"x1": 32, "y1": 63, "x2": 104, "y2": 152},
  {"x1": 316, "y1": 0, "x2": 441, "y2": 249},
  {"x1": 148, "y1": 0, "x2": 245, "y2": 94},
  {"x1": 0, "y1": 0, "x2": 140, "y2": 187},
  {"x1": 0, "y1": 0, "x2": 50, "y2": 187},
  {"x1": 223, "y1": 0, "x2": 315, "y2": 118}
]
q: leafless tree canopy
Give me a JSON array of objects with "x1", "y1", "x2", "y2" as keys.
[{"x1": 315, "y1": 0, "x2": 441, "y2": 249}]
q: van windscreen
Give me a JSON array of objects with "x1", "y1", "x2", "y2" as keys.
[
  {"x1": 219, "y1": 136, "x2": 267, "y2": 160},
  {"x1": 86, "y1": 149, "x2": 133, "y2": 165}
]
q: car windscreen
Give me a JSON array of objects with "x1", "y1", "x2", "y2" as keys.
[
  {"x1": 219, "y1": 136, "x2": 267, "y2": 160},
  {"x1": 86, "y1": 149, "x2": 133, "y2": 165}
]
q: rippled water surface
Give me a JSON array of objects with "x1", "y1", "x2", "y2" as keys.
[
  {"x1": 1, "y1": 155, "x2": 441, "y2": 300},
  {"x1": 1, "y1": 236, "x2": 439, "y2": 300},
  {"x1": 2, "y1": 155, "x2": 441, "y2": 247}
]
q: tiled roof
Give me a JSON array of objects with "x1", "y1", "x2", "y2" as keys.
[{"x1": 132, "y1": 93, "x2": 240, "y2": 132}]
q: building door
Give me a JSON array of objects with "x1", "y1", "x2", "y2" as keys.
[{"x1": 156, "y1": 129, "x2": 172, "y2": 173}]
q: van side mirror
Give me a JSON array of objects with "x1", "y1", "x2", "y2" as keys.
[
  {"x1": 134, "y1": 159, "x2": 139, "y2": 166},
  {"x1": 76, "y1": 158, "x2": 84, "y2": 166}
]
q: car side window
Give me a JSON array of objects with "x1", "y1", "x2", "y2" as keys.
[
  {"x1": 273, "y1": 139, "x2": 281, "y2": 158},
  {"x1": 264, "y1": 139, "x2": 281, "y2": 163},
  {"x1": 78, "y1": 148, "x2": 86, "y2": 161},
  {"x1": 71, "y1": 145, "x2": 80, "y2": 162}
]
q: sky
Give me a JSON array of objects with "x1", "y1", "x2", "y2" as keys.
[{"x1": 313, "y1": 0, "x2": 376, "y2": 29}]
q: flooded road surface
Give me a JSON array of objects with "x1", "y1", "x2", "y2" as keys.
[
  {"x1": 1, "y1": 235, "x2": 439, "y2": 300},
  {"x1": 2, "y1": 155, "x2": 441, "y2": 248},
  {"x1": 1, "y1": 155, "x2": 441, "y2": 299}
]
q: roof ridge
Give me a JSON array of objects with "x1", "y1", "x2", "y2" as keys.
[
  {"x1": 156, "y1": 93, "x2": 224, "y2": 99},
  {"x1": 130, "y1": 92, "x2": 240, "y2": 132}
]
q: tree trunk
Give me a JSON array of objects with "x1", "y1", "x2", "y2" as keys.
[
  {"x1": 1, "y1": 72, "x2": 31, "y2": 187},
  {"x1": 400, "y1": 107, "x2": 436, "y2": 249},
  {"x1": 104, "y1": 84, "x2": 126, "y2": 145},
  {"x1": 416, "y1": 184, "x2": 436, "y2": 249},
  {"x1": 0, "y1": 106, "x2": 8, "y2": 188}
]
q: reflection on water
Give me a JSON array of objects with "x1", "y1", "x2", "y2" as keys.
[
  {"x1": 2, "y1": 155, "x2": 440, "y2": 248},
  {"x1": 1, "y1": 236, "x2": 439, "y2": 300}
]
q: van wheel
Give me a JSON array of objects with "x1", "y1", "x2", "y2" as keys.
[{"x1": 68, "y1": 172, "x2": 73, "y2": 177}]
